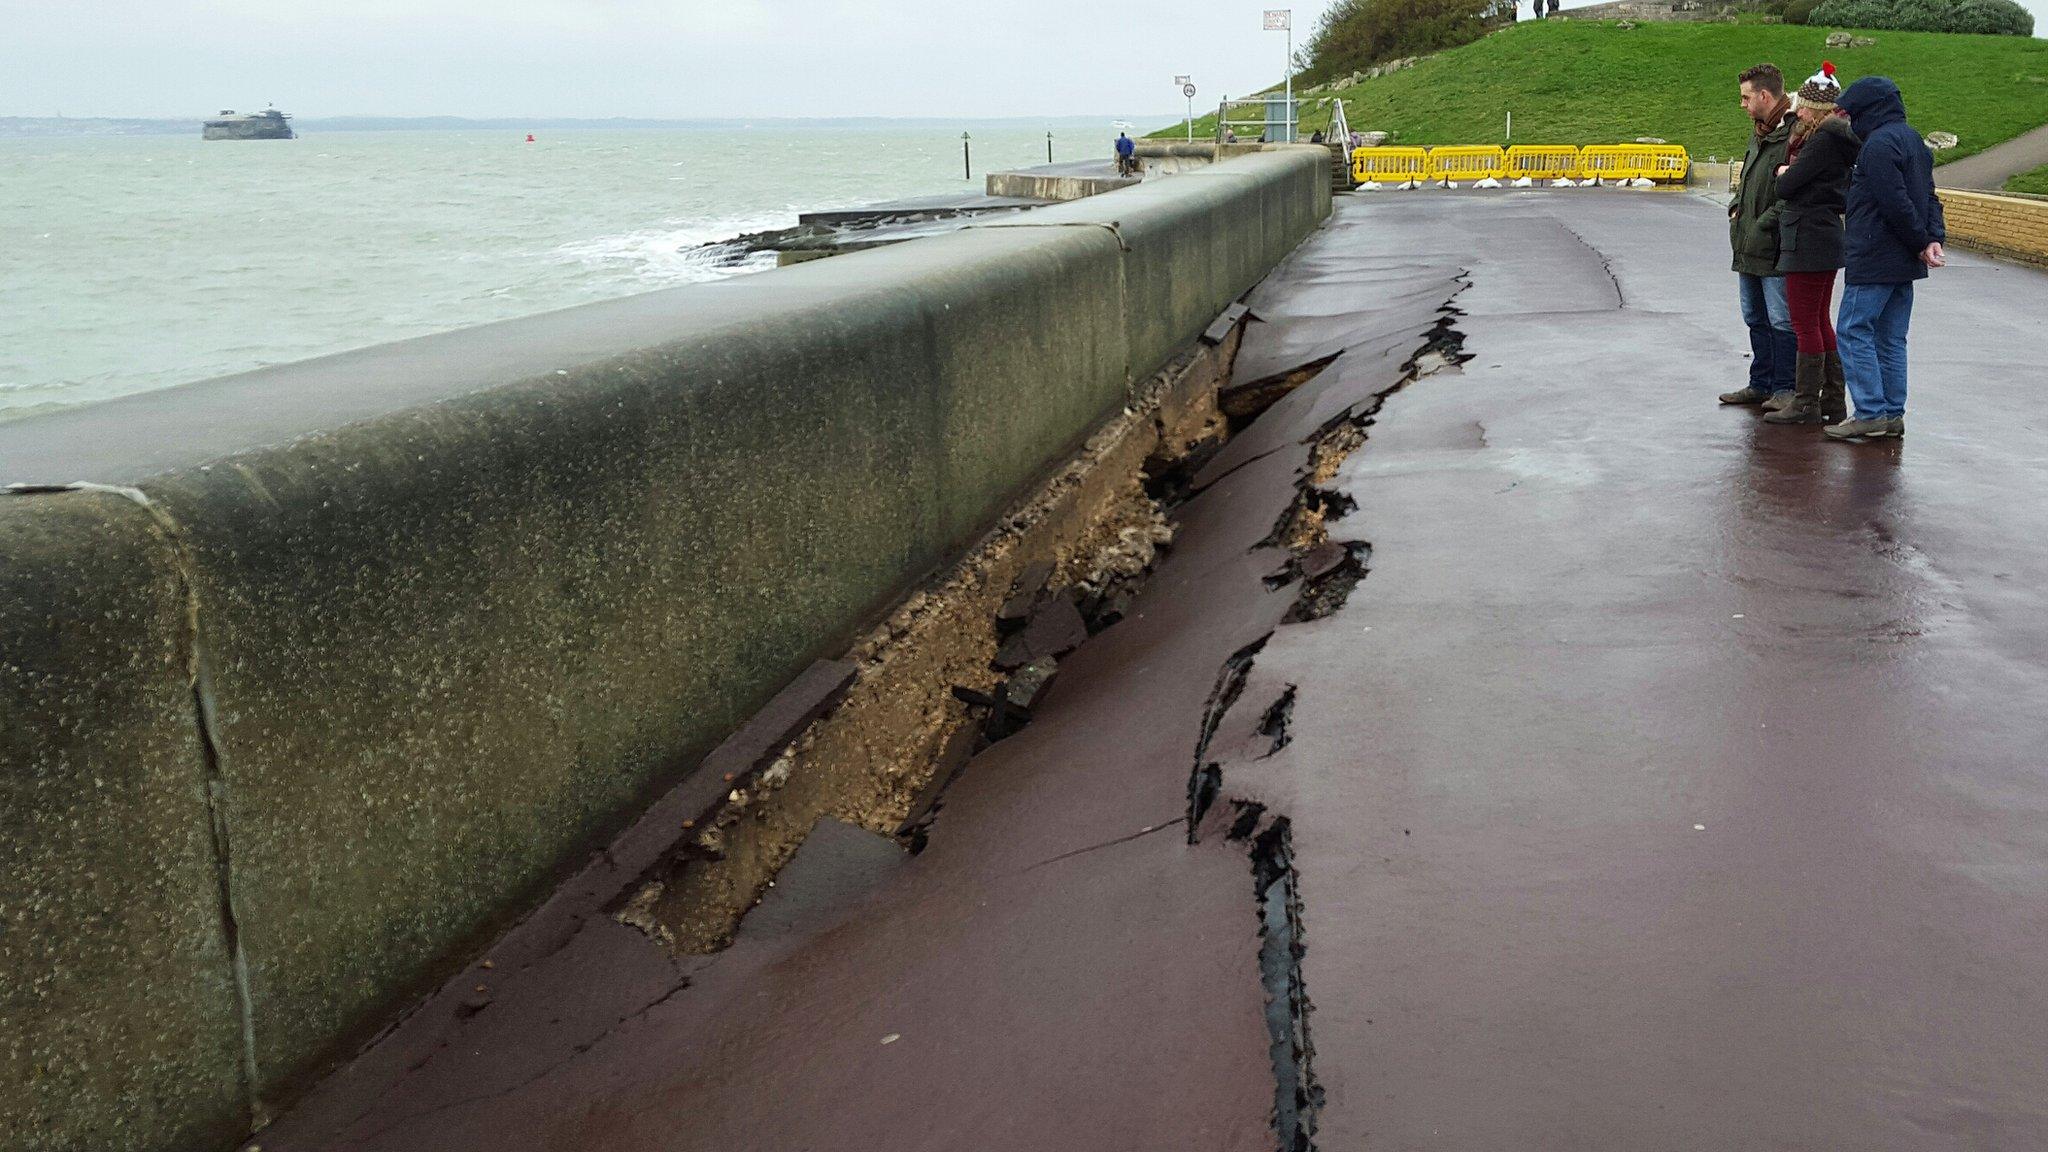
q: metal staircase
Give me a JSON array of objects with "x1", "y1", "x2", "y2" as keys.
[{"x1": 1327, "y1": 99, "x2": 1355, "y2": 192}]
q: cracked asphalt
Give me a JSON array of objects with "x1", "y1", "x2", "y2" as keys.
[{"x1": 262, "y1": 191, "x2": 2048, "y2": 1151}]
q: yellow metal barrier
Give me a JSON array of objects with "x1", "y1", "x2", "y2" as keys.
[
  {"x1": 1351, "y1": 146, "x2": 1430, "y2": 184},
  {"x1": 1505, "y1": 145, "x2": 1581, "y2": 182},
  {"x1": 1576, "y1": 144, "x2": 1692, "y2": 183},
  {"x1": 1638, "y1": 143, "x2": 1691, "y2": 183},
  {"x1": 1348, "y1": 143, "x2": 1691, "y2": 186},
  {"x1": 1426, "y1": 145, "x2": 1507, "y2": 182},
  {"x1": 1576, "y1": 144, "x2": 1640, "y2": 181}
]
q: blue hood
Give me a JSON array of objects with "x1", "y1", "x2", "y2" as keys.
[{"x1": 1840, "y1": 76, "x2": 1906, "y2": 140}]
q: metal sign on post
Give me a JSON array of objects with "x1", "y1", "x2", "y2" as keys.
[
  {"x1": 1180, "y1": 79, "x2": 1198, "y2": 142},
  {"x1": 1264, "y1": 9, "x2": 1294, "y2": 142}
]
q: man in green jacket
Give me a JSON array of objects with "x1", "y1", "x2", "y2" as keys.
[{"x1": 1723, "y1": 63, "x2": 1798, "y2": 408}]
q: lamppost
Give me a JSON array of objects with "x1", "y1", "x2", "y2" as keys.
[{"x1": 1264, "y1": 9, "x2": 1294, "y2": 142}]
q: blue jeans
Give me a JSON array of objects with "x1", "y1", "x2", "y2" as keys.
[
  {"x1": 1738, "y1": 273, "x2": 1796, "y2": 395},
  {"x1": 1837, "y1": 282, "x2": 1914, "y2": 420}
]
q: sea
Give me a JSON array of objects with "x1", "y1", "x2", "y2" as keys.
[{"x1": 0, "y1": 120, "x2": 1131, "y2": 420}]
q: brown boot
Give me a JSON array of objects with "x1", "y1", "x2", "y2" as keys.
[
  {"x1": 1719, "y1": 386, "x2": 1772, "y2": 405},
  {"x1": 1820, "y1": 351, "x2": 1848, "y2": 425},
  {"x1": 1763, "y1": 354, "x2": 1826, "y2": 425}
]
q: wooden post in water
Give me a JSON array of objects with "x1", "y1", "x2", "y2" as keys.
[
  {"x1": 1047, "y1": 132, "x2": 1053, "y2": 163},
  {"x1": 963, "y1": 132, "x2": 972, "y2": 181}
]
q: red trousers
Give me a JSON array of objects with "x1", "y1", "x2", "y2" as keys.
[{"x1": 1784, "y1": 269, "x2": 1838, "y2": 355}]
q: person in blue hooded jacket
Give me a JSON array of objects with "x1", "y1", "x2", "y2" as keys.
[{"x1": 1826, "y1": 76, "x2": 1946, "y2": 441}]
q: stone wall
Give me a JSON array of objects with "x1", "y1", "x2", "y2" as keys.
[
  {"x1": 0, "y1": 147, "x2": 1331, "y2": 1152},
  {"x1": 1937, "y1": 189, "x2": 2048, "y2": 269}
]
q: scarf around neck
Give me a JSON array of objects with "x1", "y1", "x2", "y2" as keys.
[{"x1": 1753, "y1": 94, "x2": 1791, "y2": 137}]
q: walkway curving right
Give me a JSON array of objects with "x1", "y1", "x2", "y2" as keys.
[
  {"x1": 1221, "y1": 190, "x2": 2048, "y2": 1148},
  {"x1": 1934, "y1": 121, "x2": 2048, "y2": 191}
]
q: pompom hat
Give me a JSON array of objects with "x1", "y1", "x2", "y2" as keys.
[{"x1": 1796, "y1": 61, "x2": 1842, "y2": 112}]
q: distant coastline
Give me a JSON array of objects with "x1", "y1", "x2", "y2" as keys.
[{"x1": 1, "y1": 114, "x2": 1144, "y2": 139}]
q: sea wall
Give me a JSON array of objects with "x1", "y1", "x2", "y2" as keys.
[
  {"x1": 984, "y1": 141, "x2": 1299, "y2": 202},
  {"x1": 1937, "y1": 188, "x2": 2048, "y2": 268},
  {"x1": 0, "y1": 146, "x2": 1331, "y2": 1151}
]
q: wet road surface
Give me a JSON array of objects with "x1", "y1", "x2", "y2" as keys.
[{"x1": 265, "y1": 191, "x2": 2048, "y2": 1151}]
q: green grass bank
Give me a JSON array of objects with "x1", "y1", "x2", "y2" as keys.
[
  {"x1": 1157, "y1": 21, "x2": 2048, "y2": 164},
  {"x1": 2008, "y1": 161, "x2": 2048, "y2": 193}
]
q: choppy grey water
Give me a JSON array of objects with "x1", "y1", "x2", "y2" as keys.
[{"x1": 0, "y1": 121, "x2": 1121, "y2": 419}]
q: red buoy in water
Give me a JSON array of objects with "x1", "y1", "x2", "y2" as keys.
[{"x1": 525, "y1": 134, "x2": 535, "y2": 143}]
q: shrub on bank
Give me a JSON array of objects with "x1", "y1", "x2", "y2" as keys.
[
  {"x1": 1300, "y1": 0, "x2": 1514, "y2": 85},
  {"x1": 1808, "y1": 0, "x2": 2033, "y2": 35}
]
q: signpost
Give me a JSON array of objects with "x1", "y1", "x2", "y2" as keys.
[
  {"x1": 1176, "y1": 76, "x2": 1197, "y2": 143},
  {"x1": 1264, "y1": 9, "x2": 1294, "y2": 143}
]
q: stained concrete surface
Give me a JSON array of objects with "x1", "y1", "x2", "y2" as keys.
[{"x1": 265, "y1": 190, "x2": 2048, "y2": 1151}]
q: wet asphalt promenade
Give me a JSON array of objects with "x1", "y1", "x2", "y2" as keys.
[{"x1": 267, "y1": 192, "x2": 2048, "y2": 1151}]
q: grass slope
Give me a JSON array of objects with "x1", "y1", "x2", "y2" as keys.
[
  {"x1": 1158, "y1": 21, "x2": 2048, "y2": 163},
  {"x1": 2008, "y1": 162, "x2": 2048, "y2": 193}
]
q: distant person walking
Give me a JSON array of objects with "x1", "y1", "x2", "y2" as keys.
[
  {"x1": 1827, "y1": 76, "x2": 1947, "y2": 441},
  {"x1": 1114, "y1": 131, "x2": 1137, "y2": 176},
  {"x1": 1722, "y1": 63, "x2": 1798, "y2": 409},
  {"x1": 1549, "y1": 0, "x2": 1559, "y2": 16},
  {"x1": 1762, "y1": 63, "x2": 1859, "y2": 427},
  {"x1": 1531, "y1": 0, "x2": 1544, "y2": 19}
]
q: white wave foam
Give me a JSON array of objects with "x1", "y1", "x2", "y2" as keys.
[{"x1": 553, "y1": 211, "x2": 799, "y2": 286}]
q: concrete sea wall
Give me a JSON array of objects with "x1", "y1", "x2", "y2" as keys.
[
  {"x1": 984, "y1": 141, "x2": 1296, "y2": 202},
  {"x1": 0, "y1": 146, "x2": 1330, "y2": 1151}
]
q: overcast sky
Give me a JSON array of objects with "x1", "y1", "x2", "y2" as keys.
[{"x1": 4, "y1": 0, "x2": 2043, "y2": 120}]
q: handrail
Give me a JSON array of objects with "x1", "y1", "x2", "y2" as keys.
[{"x1": 1214, "y1": 95, "x2": 1298, "y2": 144}]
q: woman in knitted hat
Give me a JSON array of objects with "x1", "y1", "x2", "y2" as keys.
[{"x1": 1761, "y1": 62, "x2": 1861, "y2": 426}]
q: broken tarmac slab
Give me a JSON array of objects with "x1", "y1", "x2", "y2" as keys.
[
  {"x1": 991, "y1": 594, "x2": 1088, "y2": 670},
  {"x1": 259, "y1": 191, "x2": 2048, "y2": 1152},
  {"x1": 257, "y1": 197, "x2": 1463, "y2": 1152},
  {"x1": 1209, "y1": 193, "x2": 2048, "y2": 1148}
]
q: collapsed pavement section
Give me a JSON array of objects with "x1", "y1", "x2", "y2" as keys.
[
  {"x1": 0, "y1": 150, "x2": 1330, "y2": 1151},
  {"x1": 252, "y1": 185, "x2": 1472, "y2": 1152}
]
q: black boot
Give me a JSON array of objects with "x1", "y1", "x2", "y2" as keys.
[
  {"x1": 1763, "y1": 354, "x2": 1827, "y2": 425},
  {"x1": 1820, "y1": 350, "x2": 1848, "y2": 425}
]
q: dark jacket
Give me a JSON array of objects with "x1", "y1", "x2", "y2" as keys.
[
  {"x1": 1839, "y1": 76, "x2": 1946, "y2": 285},
  {"x1": 1763, "y1": 114, "x2": 1860, "y2": 274},
  {"x1": 1730, "y1": 107, "x2": 1793, "y2": 277}
]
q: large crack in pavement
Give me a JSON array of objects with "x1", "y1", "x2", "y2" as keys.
[
  {"x1": 1187, "y1": 278, "x2": 1471, "y2": 1151},
  {"x1": 256, "y1": 222, "x2": 1471, "y2": 1152}
]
